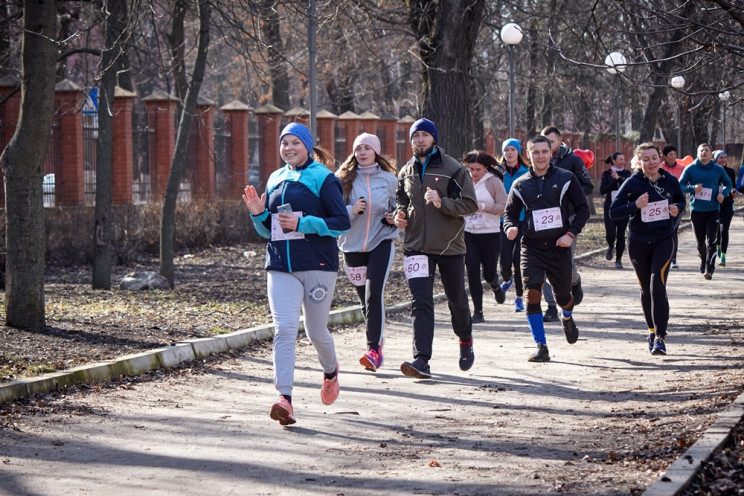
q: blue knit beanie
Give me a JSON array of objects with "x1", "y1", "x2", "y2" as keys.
[
  {"x1": 280, "y1": 122, "x2": 315, "y2": 155},
  {"x1": 409, "y1": 118, "x2": 438, "y2": 142},
  {"x1": 502, "y1": 138, "x2": 521, "y2": 155}
]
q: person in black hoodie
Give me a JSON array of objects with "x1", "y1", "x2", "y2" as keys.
[
  {"x1": 539, "y1": 126, "x2": 594, "y2": 322},
  {"x1": 599, "y1": 152, "x2": 631, "y2": 269},
  {"x1": 609, "y1": 143, "x2": 685, "y2": 357}
]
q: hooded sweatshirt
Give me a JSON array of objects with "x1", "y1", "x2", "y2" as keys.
[
  {"x1": 678, "y1": 159, "x2": 732, "y2": 212},
  {"x1": 337, "y1": 164, "x2": 398, "y2": 253},
  {"x1": 465, "y1": 171, "x2": 507, "y2": 234}
]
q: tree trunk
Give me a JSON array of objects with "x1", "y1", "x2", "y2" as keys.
[
  {"x1": 407, "y1": 0, "x2": 485, "y2": 159},
  {"x1": 160, "y1": 0, "x2": 210, "y2": 288},
  {"x1": 0, "y1": 0, "x2": 57, "y2": 329},
  {"x1": 259, "y1": 0, "x2": 290, "y2": 111},
  {"x1": 92, "y1": 0, "x2": 128, "y2": 289},
  {"x1": 168, "y1": 0, "x2": 188, "y2": 103}
]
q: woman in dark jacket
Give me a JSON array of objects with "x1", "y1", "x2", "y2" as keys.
[
  {"x1": 609, "y1": 143, "x2": 685, "y2": 357},
  {"x1": 600, "y1": 152, "x2": 631, "y2": 268}
]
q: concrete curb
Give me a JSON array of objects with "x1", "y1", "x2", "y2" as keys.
[{"x1": 0, "y1": 293, "x2": 443, "y2": 406}]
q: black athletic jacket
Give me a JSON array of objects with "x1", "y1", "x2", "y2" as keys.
[{"x1": 503, "y1": 165, "x2": 590, "y2": 242}]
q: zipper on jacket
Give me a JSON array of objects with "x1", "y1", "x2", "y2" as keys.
[
  {"x1": 363, "y1": 174, "x2": 371, "y2": 252},
  {"x1": 281, "y1": 183, "x2": 292, "y2": 272}
]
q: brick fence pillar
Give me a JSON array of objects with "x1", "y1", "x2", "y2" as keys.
[
  {"x1": 142, "y1": 89, "x2": 179, "y2": 201},
  {"x1": 221, "y1": 99, "x2": 252, "y2": 198},
  {"x1": 359, "y1": 111, "x2": 379, "y2": 136},
  {"x1": 54, "y1": 79, "x2": 86, "y2": 206},
  {"x1": 286, "y1": 106, "x2": 310, "y2": 127},
  {"x1": 378, "y1": 114, "x2": 398, "y2": 161},
  {"x1": 255, "y1": 103, "x2": 284, "y2": 192},
  {"x1": 112, "y1": 86, "x2": 136, "y2": 204},
  {"x1": 398, "y1": 116, "x2": 415, "y2": 165},
  {"x1": 192, "y1": 96, "x2": 215, "y2": 201},
  {"x1": 0, "y1": 75, "x2": 21, "y2": 208},
  {"x1": 338, "y1": 111, "x2": 360, "y2": 158},
  {"x1": 316, "y1": 110, "x2": 337, "y2": 161},
  {"x1": 484, "y1": 128, "x2": 496, "y2": 157}
]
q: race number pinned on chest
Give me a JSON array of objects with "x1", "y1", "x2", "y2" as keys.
[
  {"x1": 694, "y1": 187, "x2": 712, "y2": 201},
  {"x1": 532, "y1": 207, "x2": 562, "y2": 231},
  {"x1": 641, "y1": 200, "x2": 670, "y2": 223},
  {"x1": 271, "y1": 212, "x2": 305, "y2": 241},
  {"x1": 343, "y1": 265, "x2": 367, "y2": 286},
  {"x1": 403, "y1": 255, "x2": 430, "y2": 280}
]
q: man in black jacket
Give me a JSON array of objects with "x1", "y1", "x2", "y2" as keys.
[
  {"x1": 504, "y1": 135, "x2": 590, "y2": 362},
  {"x1": 540, "y1": 126, "x2": 594, "y2": 322}
]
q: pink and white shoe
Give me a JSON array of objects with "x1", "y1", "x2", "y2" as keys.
[
  {"x1": 320, "y1": 363, "x2": 339, "y2": 405},
  {"x1": 359, "y1": 348, "x2": 383, "y2": 372},
  {"x1": 269, "y1": 397, "x2": 296, "y2": 425}
]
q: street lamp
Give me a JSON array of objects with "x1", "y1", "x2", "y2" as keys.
[
  {"x1": 671, "y1": 75, "x2": 685, "y2": 155},
  {"x1": 500, "y1": 23, "x2": 523, "y2": 138},
  {"x1": 605, "y1": 52, "x2": 626, "y2": 152},
  {"x1": 719, "y1": 91, "x2": 731, "y2": 149}
]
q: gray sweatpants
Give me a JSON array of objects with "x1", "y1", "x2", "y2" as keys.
[{"x1": 267, "y1": 270, "x2": 338, "y2": 398}]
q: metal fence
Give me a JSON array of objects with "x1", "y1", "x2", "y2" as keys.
[{"x1": 43, "y1": 120, "x2": 62, "y2": 207}]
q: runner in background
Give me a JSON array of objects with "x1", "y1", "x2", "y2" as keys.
[
  {"x1": 600, "y1": 152, "x2": 631, "y2": 269},
  {"x1": 713, "y1": 150, "x2": 736, "y2": 267}
]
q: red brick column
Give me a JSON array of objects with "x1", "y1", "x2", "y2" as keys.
[
  {"x1": 221, "y1": 100, "x2": 252, "y2": 198},
  {"x1": 398, "y1": 116, "x2": 415, "y2": 165},
  {"x1": 192, "y1": 97, "x2": 215, "y2": 201},
  {"x1": 0, "y1": 75, "x2": 21, "y2": 208},
  {"x1": 112, "y1": 87, "x2": 136, "y2": 204},
  {"x1": 316, "y1": 110, "x2": 337, "y2": 161},
  {"x1": 359, "y1": 111, "x2": 379, "y2": 136},
  {"x1": 378, "y1": 114, "x2": 397, "y2": 161},
  {"x1": 338, "y1": 111, "x2": 360, "y2": 158},
  {"x1": 484, "y1": 128, "x2": 496, "y2": 157},
  {"x1": 54, "y1": 80, "x2": 85, "y2": 206},
  {"x1": 255, "y1": 103, "x2": 284, "y2": 192},
  {"x1": 286, "y1": 106, "x2": 310, "y2": 127},
  {"x1": 143, "y1": 89, "x2": 179, "y2": 201}
]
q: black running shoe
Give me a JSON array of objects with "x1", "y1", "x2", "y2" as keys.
[
  {"x1": 459, "y1": 338, "x2": 475, "y2": 371},
  {"x1": 471, "y1": 311, "x2": 485, "y2": 323},
  {"x1": 647, "y1": 333, "x2": 655, "y2": 355},
  {"x1": 400, "y1": 357, "x2": 432, "y2": 379},
  {"x1": 605, "y1": 246, "x2": 613, "y2": 261},
  {"x1": 561, "y1": 315, "x2": 579, "y2": 344},
  {"x1": 528, "y1": 343, "x2": 550, "y2": 362},
  {"x1": 493, "y1": 286, "x2": 506, "y2": 304},
  {"x1": 571, "y1": 281, "x2": 584, "y2": 306},
  {"x1": 543, "y1": 305, "x2": 559, "y2": 322}
]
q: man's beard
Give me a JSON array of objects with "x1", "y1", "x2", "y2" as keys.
[{"x1": 414, "y1": 144, "x2": 435, "y2": 157}]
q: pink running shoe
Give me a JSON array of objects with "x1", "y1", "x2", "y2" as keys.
[
  {"x1": 270, "y1": 397, "x2": 296, "y2": 425},
  {"x1": 320, "y1": 363, "x2": 339, "y2": 405},
  {"x1": 359, "y1": 348, "x2": 383, "y2": 372}
]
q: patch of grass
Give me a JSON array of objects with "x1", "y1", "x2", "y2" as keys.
[
  {"x1": 209, "y1": 327, "x2": 232, "y2": 335},
  {"x1": 27, "y1": 363, "x2": 57, "y2": 376}
]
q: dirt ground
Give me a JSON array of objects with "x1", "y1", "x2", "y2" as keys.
[{"x1": 1, "y1": 222, "x2": 743, "y2": 495}]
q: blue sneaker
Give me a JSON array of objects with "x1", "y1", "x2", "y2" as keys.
[
  {"x1": 500, "y1": 279, "x2": 513, "y2": 293},
  {"x1": 514, "y1": 297, "x2": 524, "y2": 312},
  {"x1": 651, "y1": 337, "x2": 667, "y2": 356}
]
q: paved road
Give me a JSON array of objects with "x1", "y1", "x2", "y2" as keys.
[{"x1": 2, "y1": 218, "x2": 744, "y2": 495}]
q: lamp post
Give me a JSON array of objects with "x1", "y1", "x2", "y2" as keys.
[
  {"x1": 671, "y1": 75, "x2": 685, "y2": 155},
  {"x1": 500, "y1": 23, "x2": 523, "y2": 138},
  {"x1": 719, "y1": 91, "x2": 731, "y2": 149},
  {"x1": 605, "y1": 52, "x2": 626, "y2": 152}
]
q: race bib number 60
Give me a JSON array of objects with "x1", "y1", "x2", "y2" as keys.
[
  {"x1": 532, "y1": 207, "x2": 562, "y2": 231},
  {"x1": 403, "y1": 255, "x2": 430, "y2": 280}
]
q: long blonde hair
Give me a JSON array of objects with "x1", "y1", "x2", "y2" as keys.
[{"x1": 336, "y1": 152, "x2": 397, "y2": 203}]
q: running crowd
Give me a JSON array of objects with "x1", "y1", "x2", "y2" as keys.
[{"x1": 242, "y1": 119, "x2": 739, "y2": 425}]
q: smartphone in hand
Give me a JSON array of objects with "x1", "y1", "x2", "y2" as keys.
[{"x1": 276, "y1": 203, "x2": 293, "y2": 232}]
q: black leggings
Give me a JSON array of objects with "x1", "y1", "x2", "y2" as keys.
[
  {"x1": 718, "y1": 206, "x2": 734, "y2": 254},
  {"x1": 627, "y1": 237, "x2": 674, "y2": 337},
  {"x1": 465, "y1": 231, "x2": 501, "y2": 313},
  {"x1": 343, "y1": 240, "x2": 395, "y2": 352},
  {"x1": 499, "y1": 225, "x2": 523, "y2": 297},
  {"x1": 691, "y1": 210, "x2": 720, "y2": 273},
  {"x1": 603, "y1": 209, "x2": 628, "y2": 261}
]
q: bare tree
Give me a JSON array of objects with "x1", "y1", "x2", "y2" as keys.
[{"x1": 1, "y1": 0, "x2": 57, "y2": 329}]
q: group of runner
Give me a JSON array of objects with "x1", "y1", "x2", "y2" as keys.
[{"x1": 243, "y1": 119, "x2": 738, "y2": 425}]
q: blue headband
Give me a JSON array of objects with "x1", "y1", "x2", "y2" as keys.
[
  {"x1": 502, "y1": 138, "x2": 521, "y2": 154},
  {"x1": 280, "y1": 122, "x2": 314, "y2": 155}
]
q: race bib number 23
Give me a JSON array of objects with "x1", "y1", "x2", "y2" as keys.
[{"x1": 532, "y1": 207, "x2": 562, "y2": 231}]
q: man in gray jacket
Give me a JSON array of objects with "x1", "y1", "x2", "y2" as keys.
[{"x1": 394, "y1": 118, "x2": 478, "y2": 378}]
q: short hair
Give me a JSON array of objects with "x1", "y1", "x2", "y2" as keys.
[
  {"x1": 541, "y1": 126, "x2": 561, "y2": 137},
  {"x1": 527, "y1": 135, "x2": 552, "y2": 150},
  {"x1": 634, "y1": 142, "x2": 661, "y2": 162},
  {"x1": 662, "y1": 144, "x2": 677, "y2": 155},
  {"x1": 698, "y1": 143, "x2": 712, "y2": 151}
]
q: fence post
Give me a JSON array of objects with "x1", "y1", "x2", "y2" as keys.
[
  {"x1": 398, "y1": 116, "x2": 415, "y2": 165},
  {"x1": 316, "y1": 110, "x2": 337, "y2": 162},
  {"x1": 0, "y1": 75, "x2": 21, "y2": 208},
  {"x1": 142, "y1": 89, "x2": 179, "y2": 201},
  {"x1": 54, "y1": 80, "x2": 86, "y2": 206},
  {"x1": 255, "y1": 103, "x2": 284, "y2": 192},
  {"x1": 378, "y1": 114, "x2": 398, "y2": 162},
  {"x1": 338, "y1": 111, "x2": 361, "y2": 158},
  {"x1": 221, "y1": 99, "x2": 252, "y2": 199},
  {"x1": 112, "y1": 86, "x2": 136, "y2": 205},
  {"x1": 484, "y1": 126, "x2": 496, "y2": 157},
  {"x1": 286, "y1": 106, "x2": 310, "y2": 127},
  {"x1": 358, "y1": 111, "x2": 379, "y2": 136},
  {"x1": 192, "y1": 96, "x2": 215, "y2": 201}
]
